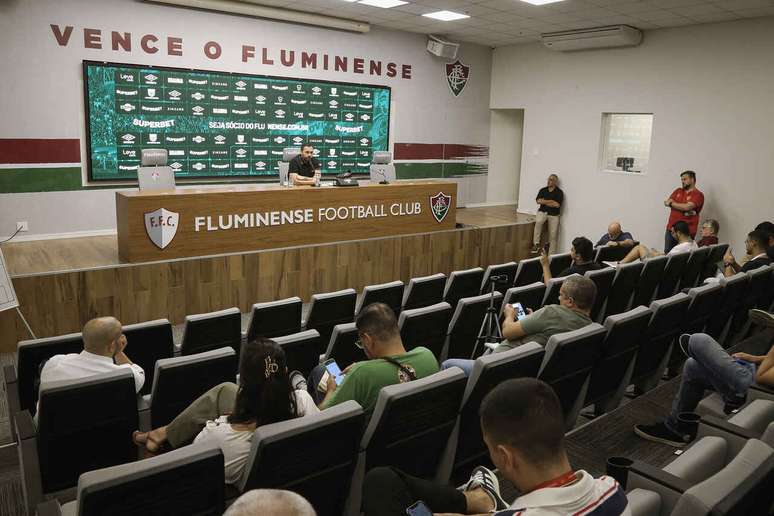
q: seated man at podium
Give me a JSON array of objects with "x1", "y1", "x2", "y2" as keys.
[{"x1": 288, "y1": 143, "x2": 321, "y2": 186}]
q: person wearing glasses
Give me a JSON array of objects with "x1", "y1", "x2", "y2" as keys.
[
  {"x1": 722, "y1": 229, "x2": 772, "y2": 277},
  {"x1": 38, "y1": 316, "x2": 145, "y2": 396},
  {"x1": 300, "y1": 302, "x2": 438, "y2": 413},
  {"x1": 697, "y1": 219, "x2": 720, "y2": 247},
  {"x1": 442, "y1": 276, "x2": 597, "y2": 377}
]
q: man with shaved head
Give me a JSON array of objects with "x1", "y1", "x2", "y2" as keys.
[
  {"x1": 223, "y1": 489, "x2": 316, "y2": 516},
  {"x1": 38, "y1": 316, "x2": 145, "y2": 395},
  {"x1": 596, "y1": 221, "x2": 635, "y2": 248}
]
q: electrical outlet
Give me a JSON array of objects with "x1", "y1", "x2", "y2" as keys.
[{"x1": 16, "y1": 221, "x2": 28, "y2": 232}]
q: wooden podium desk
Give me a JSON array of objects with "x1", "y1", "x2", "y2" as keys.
[{"x1": 116, "y1": 181, "x2": 457, "y2": 263}]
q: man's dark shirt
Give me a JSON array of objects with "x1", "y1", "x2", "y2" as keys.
[
  {"x1": 742, "y1": 255, "x2": 772, "y2": 273},
  {"x1": 536, "y1": 186, "x2": 563, "y2": 216},
  {"x1": 596, "y1": 231, "x2": 634, "y2": 247},
  {"x1": 288, "y1": 155, "x2": 321, "y2": 178},
  {"x1": 559, "y1": 261, "x2": 604, "y2": 277}
]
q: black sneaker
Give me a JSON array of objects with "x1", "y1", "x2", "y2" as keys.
[
  {"x1": 460, "y1": 466, "x2": 508, "y2": 511},
  {"x1": 634, "y1": 422, "x2": 687, "y2": 447},
  {"x1": 677, "y1": 334, "x2": 692, "y2": 358},
  {"x1": 749, "y1": 309, "x2": 774, "y2": 329},
  {"x1": 723, "y1": 394, "x2": 747, "y2": 414}
]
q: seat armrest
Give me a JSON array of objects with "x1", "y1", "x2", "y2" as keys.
[
  {"x1": 700, "y1": 415, "x2": 759, "y2": 440},
  {"x1": 16, "y1": 409, "x2": 43, "y2": 516},
  {"x1": 626, "y1": 488, "x2": 662, "y2": 516},
  {"x1": 3, "y1": 364, "x2": 17, "y2": 384},
  {"x1": 15, "y1": 410, "x2": 37, "y2": 441},
  {"x1": 36, "y1": 500, "x2": 63, "y2": 516},
  {"x1": 629, "y1": 460, "x2": 693, "y2": 494}
]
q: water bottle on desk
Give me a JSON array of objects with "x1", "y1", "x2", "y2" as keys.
[{"x1": 315, "y1": 173, "x2": 321, "y2": 188}]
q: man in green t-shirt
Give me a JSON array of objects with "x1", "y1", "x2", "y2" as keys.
[
  {"x1": 308, "y1": 302, "x2": 439, "y2": 413},
  {"x1": 442, "y1": 276, "x2": 596, "y2": 376}
]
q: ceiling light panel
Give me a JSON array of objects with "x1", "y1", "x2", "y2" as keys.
[
  {"x1": 358, "y1": 0, "x2": 408, "y2": 8},
  {"x1": 519, "y1": 0, "x2": 565, "y2": 5},
  {"x1": 422, "y1": 10, "x2": 470, "y2": 21}
]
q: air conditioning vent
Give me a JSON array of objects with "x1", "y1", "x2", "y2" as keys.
[{"x1": 541, "y1": 25, "x2": 643, "y2": 52}]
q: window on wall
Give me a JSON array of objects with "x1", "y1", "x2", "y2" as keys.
[{"x1": 599, "y1": 113, "x2": 654, "y2": 174}]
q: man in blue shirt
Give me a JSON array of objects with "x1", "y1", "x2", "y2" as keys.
[{"x1": 596, "y1": 221, "x2": 635, "y2": 248}]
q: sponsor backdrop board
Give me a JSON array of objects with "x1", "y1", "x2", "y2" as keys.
[
  {"x1": 84, "y1": 61, "x2": 391, "y2": 181},
  {"x1": 116, "y1": 182, "x2": 456, "y2": 262}
]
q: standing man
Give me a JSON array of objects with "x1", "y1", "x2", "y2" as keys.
[
  {"x1": 288, "y1": 143, "x2": 321, "y2": 186},
  {"x1": 663, "y1": 170, "x2": 704, "y2": 253},
  {"x1": 532, "y1": 173, "x2": 563, "y2": 254}
]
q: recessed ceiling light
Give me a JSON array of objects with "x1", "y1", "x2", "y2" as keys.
[
  {"x1": 357, "y1": 0, "x2": 408, "y2": 8},
  {"x1": 519, "y1": 0, "x2": 565, "y2": 5},
  {"x1": 422, "y1": 10, "x2": 470, "y2": 21}
]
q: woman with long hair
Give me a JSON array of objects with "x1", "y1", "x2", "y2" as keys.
[{"x1": 132, "y1": 338, "x2": 318, "y2": 484}]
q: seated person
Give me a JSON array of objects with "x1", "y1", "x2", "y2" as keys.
[
  {"x1": 443, "y1": 276, "x2": 596, "y2": 376},
  {"x1": 288, "y1": 143, "x2": 321, "y2": 186},
  {"x1": 132, "y1": 339, "x2": 318, "y2": 484},
  {"x1": 697, "y1": 218, "x2": 720, "y2": 247},
  {"x1": 755, "y1": 221, "x2": 774, "y2": 260},
  {"x1": 541, "y1": 236, "x2": 603, "y2": 283},
  {"x1": 361, "y1": 378, "x2": 629, "y2": 516},
  {"x1": 304, "y1": 302, "x2": 439, "y2": 412},
  {"x1": 224, "y1": 489, "x2": 316, "y2": 516},
  {"x1": 722, "y1": 229, "x2": 772, "y2": 277},
  {"x1": 39, "y1": 316, "x2": 145, "y2": 395},
  {"x1": 635, "y1": 321, "x2": 774, "y2": 447},
  {"x1": 596, "y1": 221, "x2": 635, "y2": 248},
  {"x1": 619, "y1": 220, "x2": 697, "y2": 264}
]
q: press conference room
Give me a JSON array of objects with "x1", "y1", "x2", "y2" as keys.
[{"x1": 1, "y1": 0, "x2": 774, "y2": 514}]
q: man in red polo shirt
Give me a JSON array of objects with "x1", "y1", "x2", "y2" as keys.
[{"x1": 664, "y1": 170, "x2": 704, "y2": 253}]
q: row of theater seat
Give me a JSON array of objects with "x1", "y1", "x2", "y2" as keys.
[
  {"x1": 12, "y1": 270, "x2": 774, "y2": 515},
  {"x1": 10, "y1": 254, "x2": 772, "y2": 437},
  {"x1": 7, "y1": 243, "x2": 774, "y2": 515},
  {"x1": 623, "y1": 398, "x2": 774, "y2": 515},
  {"x1": 20, "y1": 307, "x2": 774, "y2": 516}
]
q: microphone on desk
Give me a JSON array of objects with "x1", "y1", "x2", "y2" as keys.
[{"x1": 377, "y1": 169, "x2": 389, "y2": 185}]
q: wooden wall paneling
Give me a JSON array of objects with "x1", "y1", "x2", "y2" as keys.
[{"x1": 1, "y1": 220, "x2": 535, "y2": 353}]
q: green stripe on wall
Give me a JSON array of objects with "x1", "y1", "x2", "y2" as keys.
[
  {"x1": 0, "y1": 167, "x2": 83, "y2": 193},
  {"x1": 395, "y1": 162, "x2": 487, "y2": 180}
]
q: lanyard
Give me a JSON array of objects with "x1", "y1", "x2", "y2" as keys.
[{"x1": 529, "y1": 471, "x2": 578, "y2": 492}]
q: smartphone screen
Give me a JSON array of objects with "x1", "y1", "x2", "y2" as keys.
[
  {"x1": 406, "y1": 501, "x2": 433, "y2": 516},
  {"x1": 324, "y1": 360, "x2": 345, "y2": 385},
  {"x1": 512, "y1": 302, "x2": 527, "y2": 320}
]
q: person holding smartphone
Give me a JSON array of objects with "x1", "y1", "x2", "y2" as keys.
[
  {"x1": 362, "y1": 379, "x2": 629, "y2": 516},
  {"x1": 301, "y1": 302, "x2": 439, "y2": 413},
  {"x1": 441, "y1": 276, "x2": 597, "y2": 376}
]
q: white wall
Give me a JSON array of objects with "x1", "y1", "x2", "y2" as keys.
[
  {"x1": 492, "y1": 17, "x2": 774, "y2": 255},
  {"x1": 486, "y1": 109, "x2": 523, "y2": 205},
  {"x1": 0, "y1": 0, "x2": 492, "y2": 238}
]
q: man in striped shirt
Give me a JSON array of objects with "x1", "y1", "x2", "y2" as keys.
[{"x1": 362, "y1": 378, "x2": 630, "y2": 516}]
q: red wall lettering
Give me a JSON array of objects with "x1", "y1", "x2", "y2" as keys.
[
  {"x1": 204, "y1": 41, "x2": 221, "y2": 59},
  {"x1": 167, "y1": 37, "x2": 183, "y2": 56},
  {"x1": 242, "y1": 45, "x2": 255, "y2": 62},
  {"x1": 401, "y1": 64, "x2": 412, "y2": 79},
  {"x1": 353, "y1": 58, "x2": 364, "y2": 74},
  {"x1": 112, "y1": 32, "x2": 131, "y2": 52},
  {"x1": 50, "y1": 24, "x2": 73, "y2": 46},
  {"x1": 301, "y1": 52, "x2": 317, "y2": 68},
  {"x1": 262, "y1": 47, "x2": 274, "y2": 65},
  {"x1": 140, "y1": 34, "x2": 158, "y2": 54},
  {"x1": 83, "y1": 28, "x2": 102, "y2": 49}
]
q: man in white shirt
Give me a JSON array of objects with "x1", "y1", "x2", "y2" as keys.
[
  {"x1": 361, "y1": 378, "x2": 630, "y2": 516},
  {"x1": 39, "y1": 316, "x2": 145, "y2": 394},
  {"x1": 619, "y1": 220, "x2": 697, "y2": 264}
]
